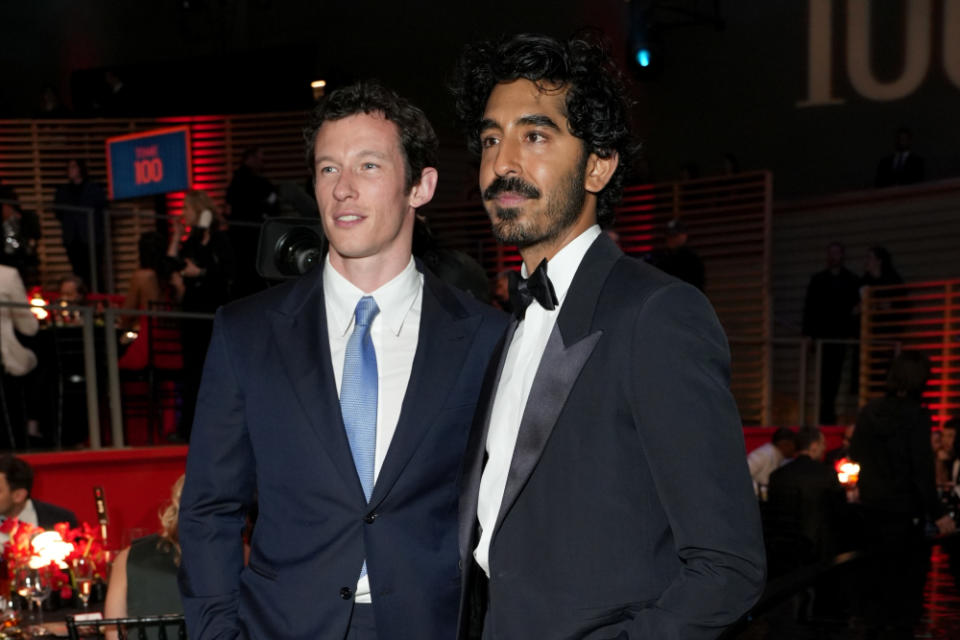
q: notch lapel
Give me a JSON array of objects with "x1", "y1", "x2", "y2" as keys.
[
  {"x1": 458, "y1": 321, "x2": 515, "y2": 561},
  {"x1": 267, "y1": 272, "x2": 366, "y2": 503},
  {"x1": 369, "y1": 270, "x2": 481, "y2": 507}
]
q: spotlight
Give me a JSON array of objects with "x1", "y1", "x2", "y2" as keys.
[{"x1": 627, "y1": 2, "x2": 662, "y2": 79}]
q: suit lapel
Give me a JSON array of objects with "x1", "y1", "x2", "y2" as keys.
[
  {"x1": 267, "y1": 270, "x2": 366, "y2": 502},
  {"x1": 491, "y1": 233, "x2": 622, "y2": 537},
  {"x1": 458, "y1": 321, "x2": 515, "y2": 561},
  {"x1": 369, "y1": 268, "x2": 481, "y2": 507}
]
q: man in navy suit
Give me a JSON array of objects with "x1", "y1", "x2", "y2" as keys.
[
  {"x1": 178, "y1": 82, "x2": 506, "y2": 640},
  {"x1": 452, "y1": 34, "x2": 765, "y2": 639},
  {"x1": 0, "y1": 455, "x2": 78, "y2": 532}
]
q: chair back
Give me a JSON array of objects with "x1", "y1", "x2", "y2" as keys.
[{"x1": 66, "y1": 613, "x2": 187, "y2": 640}]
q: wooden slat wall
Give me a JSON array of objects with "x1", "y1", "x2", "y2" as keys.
[
  {"x1": 426, "y1": 171, "x2": 773, "y2": 426},
  {"x1": 771, "y1": 179, "x2": 960, "y2": 426},
  {"x1": 860, "y1": 280, "x2": 960, "y2": 426},
  {"x1": 0, "y1": 112, "x2": 308, "y2": 293}
]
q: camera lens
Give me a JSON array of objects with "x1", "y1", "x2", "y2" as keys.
[{"x1": 274, "y1": 227, "x2": 324, "y2": 276}]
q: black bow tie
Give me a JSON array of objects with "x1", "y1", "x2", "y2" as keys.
[{"x1": 508, "y1": 259, "x2": 558, "y2": 320}]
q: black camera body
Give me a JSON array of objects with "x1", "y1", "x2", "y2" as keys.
[{"x1": 256, "y1": 217, "x2": 326, "y2": 280}]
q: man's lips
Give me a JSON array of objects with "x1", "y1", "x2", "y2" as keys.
[
  {"x1": 493, "y1": 192, "x2": 529, "y2": 207},
  {"x1": 334, "y1": 212, "x2": 365, "y2": 225}
]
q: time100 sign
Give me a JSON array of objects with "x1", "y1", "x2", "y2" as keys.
[{"x1": 106, "y1": 127, "x2": 192, "y2": 200}]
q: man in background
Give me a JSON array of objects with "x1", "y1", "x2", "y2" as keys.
[{"x1": 0, "y1": 455, "x2": 78, "y2": 535}]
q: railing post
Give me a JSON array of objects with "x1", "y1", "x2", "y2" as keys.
[
  {"x1": 103, "y1": 308, "x2": 125, "y2": 448},
  {"x1": 81, "y1": 306, "x2": 101, "y2": 449},
  {"x1": 104, "y1": 208, "x2": 115, "y2": 294},
  {"x1": 86, "y1": 207, "x2": 99, "y2": 294}
]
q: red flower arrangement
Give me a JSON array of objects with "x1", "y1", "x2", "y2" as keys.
[{"x1": 1, "y1": 519, "x2": 108, "y2": 600}]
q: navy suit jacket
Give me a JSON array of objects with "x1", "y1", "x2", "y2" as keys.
[
  {"x1": 179, "y1": 263, "x2": 507, "y2": 640},
  {"x1": 458, "y1": 234, "x2": 765, "y2": 639}
]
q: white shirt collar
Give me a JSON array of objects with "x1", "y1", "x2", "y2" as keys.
[
  {"x1": 323, "y1": 255, "x2": 421, "y2": 337},
  {"x1": 521, "y1": 225, "x2": 602, "y2": 308},
  {"x1": 19, "y1": 499, "x2": 38, "y2": 526}
]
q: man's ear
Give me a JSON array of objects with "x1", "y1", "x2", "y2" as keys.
[
  {"x1": 584, "y1": 152, "x2": 619, "y2": 194},
  {"x1": 12, "y1": 488, "x2": 27, "y2": 505},
  {"x1": 408, "y1": 167, "x2": 438, "y2": 209}
]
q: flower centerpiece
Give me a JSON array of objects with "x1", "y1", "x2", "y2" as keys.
[{"x1": 1, "y1": 519, "x2": 108, "y2": 602}]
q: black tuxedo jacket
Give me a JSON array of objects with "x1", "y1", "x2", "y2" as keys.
[
  {"x1": 33, "y1": 500, "x2": 78, "y2": 529},
  {"x1": 178, "y1": 263, "x2": 507, "y2": 640},
  {"x1": 458, "y1": 234, "x2": 765, "y2": 639}
]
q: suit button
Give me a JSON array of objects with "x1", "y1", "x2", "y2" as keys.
[
  {"x1": 364, "y1": 512, "x2": 378, "y2": 524},
  {"x1": 340, "y1": 587, "x2": 353, "y2": 600}
]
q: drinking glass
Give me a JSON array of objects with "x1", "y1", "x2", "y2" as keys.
[
  {"x1": 24, "y1": 568, "x2": 51, "y2": 631},
  {"x1": 72, "y1": 556, "x2": 95, "y2": 609}
]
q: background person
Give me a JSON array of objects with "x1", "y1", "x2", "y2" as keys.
[
  {"x1": 104, "y1": 475, "x2": 185, "y2": 640},
  {"x1": 850, "y1": 351, "x2": 955, "y2": 638}
]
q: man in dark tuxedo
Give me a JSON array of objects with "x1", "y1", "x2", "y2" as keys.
[
  {"x1": 178, "y1": 82, "x2": 507, "y2": 640},
  {"x1": 0, "y1": 455, "x2": 78, "y2": 531},
  {"x1": 452, "y1": 33, "x2": 765, "y2": 639},
  {"x1": 875, "y1": 126, "x2": 925, "y2": 187}
]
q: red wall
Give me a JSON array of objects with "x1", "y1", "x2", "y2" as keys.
[{"x1": 21, "y1": 447, "x2": 187, "y2": 550}]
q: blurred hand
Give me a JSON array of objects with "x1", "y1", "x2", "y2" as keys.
[{"x1": 181, "y1": 258, "x2": 203, "y2": 278}]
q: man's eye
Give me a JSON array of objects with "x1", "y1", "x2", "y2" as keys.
[
  {"x1": 318, "y1": 166, "x2": 337, "y2": 175},
  {"x1": 526, "y1": 131, "x2": 547, "y2": 143},
  {"x1": 480, "y1": 136, "x2": 499, "y2": 149},
  {"x1": 362, "y1": 162, "x2": 379, "y2": 170}
]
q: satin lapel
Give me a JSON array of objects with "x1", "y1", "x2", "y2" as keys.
[
  {"x1": 458, "y1": 321, "x2": 516, "y2": 561},
  {"x1": 267, "y1": 272, "x2": 365, "y2": 503},
  {"x1": 492, "y1": 233, "x2": 622, "y2": 537},
  {"x1": 492, "y1": 324, "x2": 602, "y2": 536},
  {"x1": 369, "y1": 271, "x2": 480, "y2": 507}
]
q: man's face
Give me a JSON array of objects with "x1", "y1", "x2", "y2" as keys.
[
  {"x1": 67, "y1": 160, "x2": 82, "y2": 184},
  {"x1": 827, "y1": 244, "x2": 844, "y2": 269},
  {"x1": 478, "y1": 79, "x2": 590, "y2": 250},
  {"x1": 313, "y1": 112, "x2": 416, "y2": 273},
  {"x1": 942, "y1": 428, "x2": 956, "y2": 453},
  {"x1": 810, "y1": 434, "x2": 827, "y2": 461},
  {"x1": 0, "y1": 474, "x2": 24, "y2": 518},
  {"x1": 60, "y1": 281, "x2": 80, "y2": 302}
]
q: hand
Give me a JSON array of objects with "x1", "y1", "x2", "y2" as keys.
[
  {"x1": 181, "y1": 258, "x2": 203, "y2": 278},
  {"x1": 935, "y1": 514, "x2": 956, "y2": 536}
]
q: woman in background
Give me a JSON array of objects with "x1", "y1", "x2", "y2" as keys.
[
  {"x1": 103, "y1": 475, "x2": 185, "y2": 640},
  {"x1": 166, "y1": 190, "x2": 234, "y2": 442}
]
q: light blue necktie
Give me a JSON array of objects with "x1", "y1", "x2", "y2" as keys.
[{"x1": 340, "y1": 296, "x2": 379, "y2": 580}]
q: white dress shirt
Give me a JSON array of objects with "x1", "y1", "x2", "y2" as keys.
[
  {"x1": 474, "y1": 225, "x2": 601, "y2": 576},
  {"x1": 0, "y1": 499, "x2": 38, "y2": 544},
  {"x1": 324, "y1": 255, "x2": 422, "y2": 602}
]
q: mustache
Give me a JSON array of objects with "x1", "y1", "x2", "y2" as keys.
[{"x1": 482, "y1": 176, "x2": 541, "y2": 201}]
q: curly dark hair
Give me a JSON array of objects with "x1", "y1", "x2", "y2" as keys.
[
  {"x1": 303, "y1": 81, "x2": 439, "y2": 193},
  {"x1": 451, "y1": 33, "x2": 635, "y2": 227}
]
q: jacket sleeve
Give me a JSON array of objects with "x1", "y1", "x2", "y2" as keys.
[
  {"x1": 178, "y1": 309, "x2": 255, "y2": 640},
  {"x1": 625, "y1": 283, "x2": 766, "y2": 639}
]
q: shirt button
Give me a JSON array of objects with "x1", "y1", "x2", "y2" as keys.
[
  {"x1": 340, "y1": 587, "x2": 353, "y2": 600},
  {"x1": 364, "y1": 512, "x2": 377, "y2": 524}
]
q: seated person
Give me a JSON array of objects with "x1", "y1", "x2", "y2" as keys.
[
  {"x1": 56, "y1": 273, "x2": 89, "y2": 325},
  {"x1": 104, "y1": 475, "x2": 185, "y2": 640},
  {"x1": 747, "y1": 427, "x2": 796, "y2": 495},
  {"x1": 0, "y1": 455, "x2": 78, "y2": 535}
]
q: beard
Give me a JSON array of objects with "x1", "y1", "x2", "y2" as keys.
[{"x1": 484, "y1": 155, "x2": 588, "y2": 249}]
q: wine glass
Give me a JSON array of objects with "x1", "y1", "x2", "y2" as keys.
[
  {"x1": 72, "y1": 556, "x2": 95, "y2": 609},
  {"x1": 24, "y1": 568, "x2": 51, "y2": 632}
]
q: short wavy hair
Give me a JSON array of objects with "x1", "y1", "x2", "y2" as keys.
[
  {"x1": 303, "y1": 81, "x2": 439, "y2": 193},
  {"x1": 452, "y1": 33, "x2": 635, "y2": 227}
]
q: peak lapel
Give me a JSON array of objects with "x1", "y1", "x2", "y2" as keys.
[
  {"x1": 491, "y1": 233, "x2": 621, "y2": 537},
  {"x1": 267, "y1": 272, "x2": 366, "y2": 503}
]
